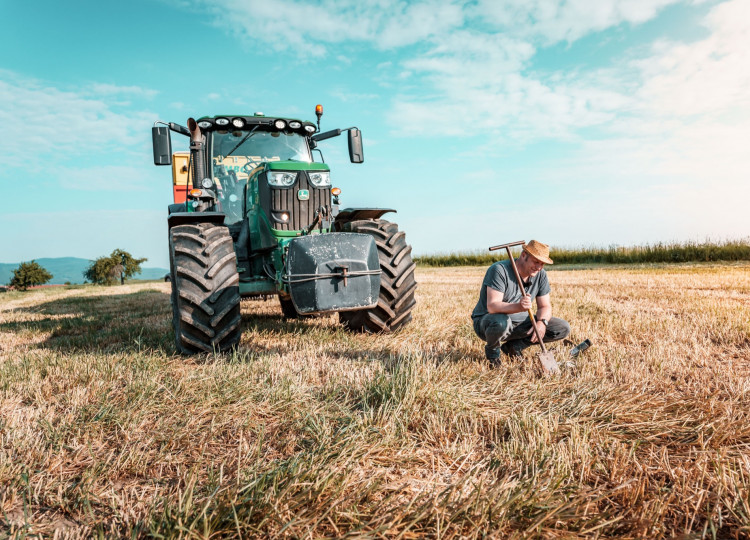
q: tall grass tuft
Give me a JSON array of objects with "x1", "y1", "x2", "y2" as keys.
[{"x1": 415, "y1": 238, "x2": 750, "y2": 267}]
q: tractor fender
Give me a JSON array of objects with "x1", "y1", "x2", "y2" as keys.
[
  {"x1": 334, "y1": 208, "x2": 396, "y2": 230},
  {"x1": 167, "y1": 210, "x2": 226, "y2": 229}
]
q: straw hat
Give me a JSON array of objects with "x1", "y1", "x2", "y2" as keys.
[{"x1": 522, "y1": 240, "x2": 553, "y2": 264}]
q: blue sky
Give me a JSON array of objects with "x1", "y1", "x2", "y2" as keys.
[{"x1": 1, "y1": 0, "x2": 748, "y2": 268}]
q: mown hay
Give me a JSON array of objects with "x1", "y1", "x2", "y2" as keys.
[{"x1": 1, "y1": 265, "x2": 749, "y2": 538}]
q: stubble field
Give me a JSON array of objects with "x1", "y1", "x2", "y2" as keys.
[{"x1": 1, "y1": 264, "x2": 749, "y2": 538}]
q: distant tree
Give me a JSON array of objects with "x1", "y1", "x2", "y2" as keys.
[
  {"x1": 9, "y1": 261, "x2": 53, "y2": 291},
  {"x1": 84, "y1": 249, "x2": 147, "y2": 286}
]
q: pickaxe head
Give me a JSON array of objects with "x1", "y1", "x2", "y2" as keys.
[{"x1": 489, "y1": 240, "x2": 525, "y2": 252}]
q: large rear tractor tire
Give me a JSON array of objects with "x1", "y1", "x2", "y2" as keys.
[
  {"x1": 338, "y1": 219, "x2": 417, "y2": 332},
  {"x1": 169, "y1": 223, "x2": 241, "y2": 353}
]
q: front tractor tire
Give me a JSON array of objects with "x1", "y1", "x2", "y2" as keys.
[
  {"x1": 339, "y1": 219, "x2": 417, "y2": 332},
  {"x1": 169, "y1": 223, "x2": 241, "y2": 354}
]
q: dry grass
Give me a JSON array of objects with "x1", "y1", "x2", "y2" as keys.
[{"x1": 1, "y1": 264, "x2": 749, "y2": 538}]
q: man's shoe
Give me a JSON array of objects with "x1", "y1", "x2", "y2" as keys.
[
  {"x1": 500, "y1": 341, "x2": 524, "y2": 360},
  {"x1": 485, "y1": 345, "x2": 500, "y2": 361},
  {"x1": 488, "y1": 357, "x2": 503, "y2": 369}
]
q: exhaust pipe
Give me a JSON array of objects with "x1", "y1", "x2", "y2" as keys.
[{"x1": 188, "y1": 118, "x2": 206, "y2": 188}]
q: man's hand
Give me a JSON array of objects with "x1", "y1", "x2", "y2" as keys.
[
  {"x1": 527, "y1": 320, "x2": 546, "y2": 343},
  {"x1": 518, "y1": 294, "x2": 532, "y2": 312}
]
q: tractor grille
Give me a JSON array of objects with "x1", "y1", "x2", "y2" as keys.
[{"x1": 271, "y1": 172, "x2": 331, "y2": 231}]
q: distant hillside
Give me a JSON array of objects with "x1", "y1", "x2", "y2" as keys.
[{"x1": 0, "y1": 257, "x2": 168, "y2": 285}]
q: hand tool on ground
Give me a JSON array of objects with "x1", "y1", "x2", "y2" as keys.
[
  {"x1": 569, "y1": 339, "x2": 592, "y2": 358},
  {"x1": 489, "y1": 241, "x2": 560, "y2": 375}
]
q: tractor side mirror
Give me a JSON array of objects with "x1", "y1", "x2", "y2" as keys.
[
  {"x1": 152, "y1": 126, "x2": 173, "y2": 166},
  {"x1": 348, "y1": 128, "x2": 364, "y2": 163}
]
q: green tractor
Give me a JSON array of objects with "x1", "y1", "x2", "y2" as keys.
[{"x1": 151, "y1": 105, "x2": 417, "y2": 353}]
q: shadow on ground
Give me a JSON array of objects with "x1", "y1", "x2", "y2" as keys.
[
  {"x1": 234, "y1": 304, "x2": 479, "y2": 365},
  {"x1": 0, "y1": 289, "x2": 174, "y2": 355},
  {"x1": 1, "y1": 289, "x2": 480, "y2": 364}
]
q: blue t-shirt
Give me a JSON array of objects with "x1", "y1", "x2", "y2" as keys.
[{"x1": 471, "y1": 259, "x2": 551, "y2": 322}]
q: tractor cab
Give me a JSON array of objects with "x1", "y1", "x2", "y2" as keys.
[{"x1": 210, "y1": 128, "x2": 313, "y2": 224}]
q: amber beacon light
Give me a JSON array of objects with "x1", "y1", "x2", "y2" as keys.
[{"x1": 315, "y1": 104, "x2": 324, "y2": 131}]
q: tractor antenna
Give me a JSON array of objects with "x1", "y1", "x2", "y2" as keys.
[{"x1": 315, "y1": 104, "x2": 323, "y2": 132}]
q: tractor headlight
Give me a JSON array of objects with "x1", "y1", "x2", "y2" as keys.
[
  {"x1": 268, "y1": 171, "x2": 297, "y2": 187},
  {"x1": 308, "y1": 171, "x2": 330, "y2": 187}
]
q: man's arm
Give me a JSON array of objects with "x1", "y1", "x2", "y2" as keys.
[
  {"x1": 528, "y1": 293, "x2": 552, "y2": 343},
  {"x1": 487, "y1": 286, "x2": 531, "y2": 314},
  {"x1": 535, "y1": 293, "x2": 552, "y2": 320}
]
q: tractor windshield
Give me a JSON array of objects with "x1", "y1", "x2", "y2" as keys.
[
  {"x1": 212, "y1": 130, "x2": 311, "y2": 176},
  {"x1": 210, "y1": 129, "x2": 312, "y2": 223}
]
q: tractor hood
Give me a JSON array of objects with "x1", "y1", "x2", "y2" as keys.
[{"x1": 266, "y1": 161, "x2": 330, "y2": 172}]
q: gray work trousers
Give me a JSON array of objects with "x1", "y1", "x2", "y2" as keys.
[{"x1": 473, "y1": 313, "x2": 571, "y2": 359}]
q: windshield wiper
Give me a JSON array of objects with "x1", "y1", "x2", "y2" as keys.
[{"x1": 225, "y1": 126, "x2": 259, "y2": 158}]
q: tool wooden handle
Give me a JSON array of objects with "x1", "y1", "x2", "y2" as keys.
[
  {"x1": 505, "y1": 246, "x2": 547, "y2": 352},
  {"x1": 526, "y1": 309, "x2": 547, "y2": 352}
]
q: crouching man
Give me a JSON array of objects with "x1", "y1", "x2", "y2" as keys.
[{"x1": 471, "y1": 240, "x2": 570, "y2": 367}]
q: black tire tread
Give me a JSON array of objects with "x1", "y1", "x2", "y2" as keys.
[
  {"x1": 169, "y1": 223, "x2": 241, "y2": 354},
  {"x1": 339, "y1": 219, "x2": 417, "y2": 333}
]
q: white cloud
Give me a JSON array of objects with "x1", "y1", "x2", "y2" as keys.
[
  {"x1": 472, "y1": 0, "x2": 682, "y2": 44},
  {"x1": 87, "y1": 83, "x2": 159, "y2": 99},
  {"x1": 590, "y1": 0, "x2": 750, "y2": 185},
  {"x1": 390, "y1": 0, "x2": 750, "y2": 160},
  {"x1": 633, "y1": 0, "x2": 750, "y2": 117},
  {"x1": 190, "y1": 0, "x2": 465, "y2": 54},
  {"x1": 190, "y1": 0, "x2": 681, "y2": 54},
  {"x1": 0, "y1": 71, "x2": 157, "y2": 168},
  {"x1": 391, "y1": 35, "x2": 631, "y2": 139},
  {"x1": 388, "y1": 0, "x2": 750, "y2": 249},
  {"x1": 185, "y1": 0, "x2": 709, "y2": 148}
]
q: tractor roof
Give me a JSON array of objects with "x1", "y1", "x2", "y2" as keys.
[{"x1": 195, "y1": 114, "x2": 317, "y2": 136}]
